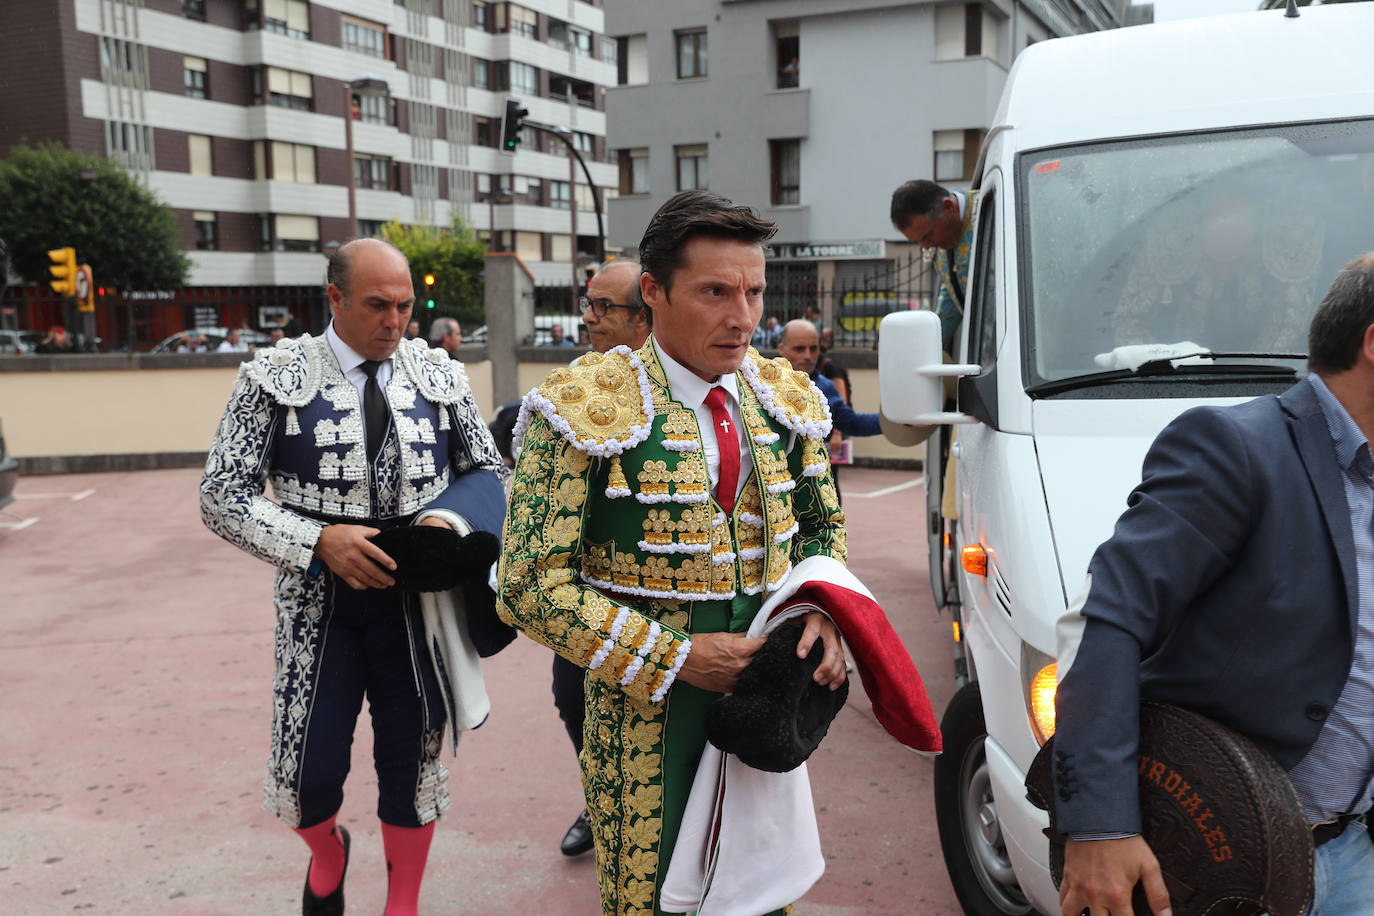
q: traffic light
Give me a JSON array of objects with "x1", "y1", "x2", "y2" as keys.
[
  {"x1": 424, "y1": 273, "x2": 436, "y2": 309},
  {"x1": 499, "y1": 98, "x2": 528, "y2": 154},
  {"x1": 47, "y1": 247, "x2": 77, "y2": 296}
]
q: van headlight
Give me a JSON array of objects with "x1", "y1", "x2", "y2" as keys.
[{"x1": 1020, "y1": 642, "x2": 1058, "y2": 745}]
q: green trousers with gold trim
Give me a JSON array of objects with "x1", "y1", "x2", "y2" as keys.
[{"x1": 581, "y1": 592, "x2": 789, "y2": 916}]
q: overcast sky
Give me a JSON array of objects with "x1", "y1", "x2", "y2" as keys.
[{"x1": 1144, "y1": 0, "x2": 1265, "y2": 20}]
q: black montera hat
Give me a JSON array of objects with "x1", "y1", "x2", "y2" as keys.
[
  {"x1": 705, "y1": 618, "x2": 849, "y2": 773},
  {"x1": 369, "y1": 526, "x2": 501, "y2": 593}
]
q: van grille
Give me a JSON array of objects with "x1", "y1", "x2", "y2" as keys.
[{"x1": 993, "y1": 566, "x2": 1012, "y2": 616}]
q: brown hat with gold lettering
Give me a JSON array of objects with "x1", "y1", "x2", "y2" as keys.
[{"x1": 1025, "y1": 702, "x2": 1313, "y2": 916}]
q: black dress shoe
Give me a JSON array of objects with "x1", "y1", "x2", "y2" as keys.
[
  {"x1": 560, "y1": 808, "x2": 593, "y2": 857},
  {"x1": 302, "y1": 825, "x2": 350, "y2": 916}
]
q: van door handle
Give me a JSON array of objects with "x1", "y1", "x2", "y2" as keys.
[{"x1": 951, "y1": 442, "x2": 962, "y2": 458}]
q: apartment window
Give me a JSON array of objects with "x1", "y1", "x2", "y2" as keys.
[
  {"x1": 497, "y1": 3, "x2": 537, "y2": 39},
  {"x1": 342, "y1": 15, "x2": 387, "y2": 58},
  {"x1": 548, "y1": 20, "x2": 569, "y2": 50},
  {"x1": 550, "y1": 180, "x2": 571, "y2": 209},
  {"x1": 675, "y1": 144, "x2": 708, "y2": 191},
  {"x1": 575, "y1": 183, "x2": 598, "y2": 212},
  {"x1": 358, "y1": 219, "x2": 384, "y2": 238},
  {"x1": 935, "y1": 3, "x2": 998, "y2": 60},
  {"x1": 473, "y1": 116, "x2": 496, "y2": 148},
  {"x1": 676, "y1": 29, "x2": 708, "y2": 79},
  {"x1": 184, "y1": 56, "x2": 208, "y2": 98},
  {"x1": 549, "y1": 74, "x2": 594, "y2": 108},
  {"x1": 515, "y1": 230, "x2": 542, "y2": 262},
  {"x1": 473, "y1": 58, "x2": 489, "y2": 90},
  {"x1": 552, "y1": 130, "x2": 594, "y2": 158},
  {"x1": 247, "y1": 0, "x2": 311, "y2": 39},
  {"x1": 194, "y1": 211, "x2": 218, "y2": 250},
  {"x1": 275, "y1": 214, "x2": 320, "y2": 252},
  {"x1": 570, "y1": 28, "x2": 591, "y2": 57},
  {"x1": 516, "y1": 176, "x2": 542, "y2": 205},
  {"x1": 551, "y1": 234, "x2": 572, "y2": 262},
  {"x1": 771, "y1": 139, "x2": 800, "y2": 205},
  {"x1": 188, "y1": 134, "x2": 213, "y2": 177},
  {"x1": 254, "y1": 66, "x2": 312, "y2": 110},
  {"x1": 599, "y1": 35, "x2": 618, "y2": 66},
  {"x1": 355, "y1": 91, "x2": 390, "y2": 125},
  {"x1": 617, "y1": 34, "x2": 647, "y2": 85},
  {"x1": 510, "y1": 61, "x2": 538, "y2": 94},
  {"x1": 934, "y1": 129, "x2": 984, "y2": 183},
  {"x1": 618, "y1": 148, "x2": 648, "y2": 195},
  {"x1": 254, "y1": 141, "x2": 315, "y2": 182},
  {"x1": 472, "y1": 0, "x2": 488, "y2": 29},
  {"x1": 181, "y1": 0, "x2": 206, "y2": 22},
  {"x1": 100, "y1": 38, "x2": 147, "y2": 81},
  {"x1": 106, "y1": 121, "x2": 152, "y2": 157},
  {"x1": 776, "y1": 22, "x2": 799, "y2": 89},
  {"x1": 354, "y1": 154, "x2": 394, "y2": 191}
]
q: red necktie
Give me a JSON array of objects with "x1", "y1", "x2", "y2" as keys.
[{"x1": 704, "y1": 386, "x2": 739, "y2": 514}]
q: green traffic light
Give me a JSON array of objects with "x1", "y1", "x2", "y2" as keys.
[{"x1": 426, "y1": 299, "x2": 436, "y2": 308}]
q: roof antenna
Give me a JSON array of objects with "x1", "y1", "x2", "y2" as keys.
[{"x1": 1285, "y1": 0, "x2": 1300, "y2": 17}]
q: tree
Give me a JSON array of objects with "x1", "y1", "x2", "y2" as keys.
[
  {"x1": 381, "y1": 215, "x2": 488, "y2": 327},
  {"x1": 0, "y1": 141, "x2": 189, "y2": 292}
]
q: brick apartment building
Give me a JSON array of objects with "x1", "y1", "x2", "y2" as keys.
[{"x1": 0, "y1": 0, "x2": 617, "y2": 345}]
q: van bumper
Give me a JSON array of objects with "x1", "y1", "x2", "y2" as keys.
[{"x1": 985, "y1": 734, "x2": 1060, "y2": 914}]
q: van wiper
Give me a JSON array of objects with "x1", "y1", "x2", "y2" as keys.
[{"x1": 1028, "y1": 351, "x2": 1304, "y2": 396}]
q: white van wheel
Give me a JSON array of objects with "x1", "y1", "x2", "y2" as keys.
[{"x1": 934, "y1": 682, "x2": 1033, "y2": 915}]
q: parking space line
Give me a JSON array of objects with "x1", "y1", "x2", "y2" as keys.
[
  {"x1": 848, "y1": 477, "x2": 923, "y2": 499},
  {"x1": 15, "y1": 489, "x2": 96, "y2": 501},
  {"x1": 0, "y1": 517, "x2": 39, "y2": 530}
]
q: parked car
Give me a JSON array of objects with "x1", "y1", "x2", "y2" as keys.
[
  {"x1": 0, "y1": 419, "x2": 17, "y2": 511},
  {"x1": 0, "y1": 329, "x2": 43, "y2": 355},
  {"x1": 151, "y1": 328, "x2": 273, "y2": 353}
]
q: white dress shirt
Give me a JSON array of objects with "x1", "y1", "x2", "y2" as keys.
[
  {"x1": 654, "y1": 340, "x2": 753, "y2": 506},
  {"x1": 326, "y1": 322, "x2": 394, "y2": 454}
]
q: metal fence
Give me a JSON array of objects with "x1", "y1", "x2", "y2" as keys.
[
  {"x1": 530, "y1": 251, "x2": 938, "y2": 351},
  {"x1": 0, "y1": 284, "x2": 329, "y2": 352}
]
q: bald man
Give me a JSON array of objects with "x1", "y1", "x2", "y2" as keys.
[
  {"x1": 202, "y1": 238, "x2": 509, "y2": 915},
  {"x1": 581, "y1": 259, "x2": 651, "y2": 353},
  {"x1": 778, "y1": 319, "x2": 880, "y2": 437}
]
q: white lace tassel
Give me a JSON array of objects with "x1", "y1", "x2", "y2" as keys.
[{"x1": 286, "y1": 406, "x2": 301, "y2": 436}]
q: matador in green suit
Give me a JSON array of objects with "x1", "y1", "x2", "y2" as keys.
[{"x1": 497, "y1": 191, "x2": 849, "y2": 915}]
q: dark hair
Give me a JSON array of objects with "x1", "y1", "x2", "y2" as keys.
[
  {"x1": 890, "y1": 180, "x2": 953, "y2": 231},
  {"x1": 1308, "y1": 253, "x2": 1374, "y2": 375},
  {"x1": 637, "y1": 190, "x2": 776, "y2": 293}
]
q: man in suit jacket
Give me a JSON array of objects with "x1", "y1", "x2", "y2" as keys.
[{"x1": 1054, "y1": 252, "x2": 1374, "y2": 916}]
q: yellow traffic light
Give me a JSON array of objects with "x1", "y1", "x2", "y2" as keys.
[
  {"x1": 48, "y1": 247, "x2": 77, "y2": 297},
  {"x1": 424, "y1": 273, "x2": 436, "y2": 287}
]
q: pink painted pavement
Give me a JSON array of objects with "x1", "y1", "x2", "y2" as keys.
[{"x1": 0, "y1": 466, "x2": 961, "y2": 915}]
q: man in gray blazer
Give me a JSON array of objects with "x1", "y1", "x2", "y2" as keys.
[{"x1": 1054, "y1": 252, "x2": 1374, "y2": 916}]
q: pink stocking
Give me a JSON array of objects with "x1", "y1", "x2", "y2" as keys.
[
  {"x1": 294, "y1": 816, "x2": 346, "y2": 897},
  {"x1": 381, "y1": 821, "x2": 436, "y2": 915}
]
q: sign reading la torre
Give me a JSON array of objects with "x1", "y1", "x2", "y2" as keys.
[{"x1": 765, "y1": 240, "x2": 884, "y2": 261}]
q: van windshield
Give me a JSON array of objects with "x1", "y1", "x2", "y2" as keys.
[{"x1": 1020, "y1": 119, "x2": 1374, "y2": 388}]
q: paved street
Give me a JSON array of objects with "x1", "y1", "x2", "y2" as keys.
[{"x1": 0, "y1": 465, "x2": 962, "y2": 915}]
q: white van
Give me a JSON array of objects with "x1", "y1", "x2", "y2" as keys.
[{"x1": 878, "y1": 7, "x2": 1374, "y2": 914}]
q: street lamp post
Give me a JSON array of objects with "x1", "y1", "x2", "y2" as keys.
[{"x1": 344, "y1": 76, "x2": 389, "y2": 240}]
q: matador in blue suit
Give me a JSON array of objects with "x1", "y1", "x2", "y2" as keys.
[{"x1": 201, "y1": 238, "x2": 508, "y2": 916}]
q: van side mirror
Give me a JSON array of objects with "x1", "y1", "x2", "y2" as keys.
[{"x1": 878, "y1": 310, "x2": 980, "y2": 427}]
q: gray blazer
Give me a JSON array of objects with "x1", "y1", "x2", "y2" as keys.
[{"x1": 1052, "y1": 376, "x2": 1357, "y2": 834}]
